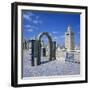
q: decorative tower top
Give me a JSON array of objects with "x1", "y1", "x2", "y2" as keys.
[{"x1": 67, "y1": 25, "x2": 72, "y2": 32}]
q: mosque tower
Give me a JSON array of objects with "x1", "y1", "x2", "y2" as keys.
[{"x1": 65, "y1": 26, "x2": 75, "y2": 51}]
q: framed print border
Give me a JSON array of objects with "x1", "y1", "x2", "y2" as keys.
[{"x1": 11, "y1": 2, "x2": 88, "y2": 87}]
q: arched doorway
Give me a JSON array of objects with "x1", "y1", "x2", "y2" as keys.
[
  {"x1": 37, "y1": 32, "x2": 53, "y2": 64},
  {"x1": 40, "y1": 36, "x2": 49, "y2": 59}
]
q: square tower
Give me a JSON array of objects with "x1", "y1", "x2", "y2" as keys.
[{"x1": 65, "y1": 26, "x2": 75, "y2": 51}]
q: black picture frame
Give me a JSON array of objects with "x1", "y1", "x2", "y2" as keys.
[{"x1": 11, "y1": 2, "x2": 88, "y2": 87}]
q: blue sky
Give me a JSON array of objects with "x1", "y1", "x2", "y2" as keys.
[{"x1": 22, "y1": 10, "x2": 80, "y2": 46}]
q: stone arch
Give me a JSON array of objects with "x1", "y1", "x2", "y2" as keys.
[{"x1": 37, "y1": 32, "x2": 53, "y2": 64}]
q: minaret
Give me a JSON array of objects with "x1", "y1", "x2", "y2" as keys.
[{"x1": 65, "y1": 26, "x2": 75, "y2": 51}]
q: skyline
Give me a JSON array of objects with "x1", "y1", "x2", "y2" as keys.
[{"x1": 22, "y1": 10, "x2": 80, "y2": 47}]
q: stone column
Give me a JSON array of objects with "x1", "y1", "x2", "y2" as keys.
[
  {"x1": 37, "y1": 40, "x2": 41, "y2": 65},
  {"x1": 24, "y1": 41, "x2": 27, "y2": 49},
  {"x1": 31, "y1": 40, "x2": 35, "y2": 66},
  {"x1": 31, "y1": 40, "x2": 41, "y2": 66},
  {"x1": 23, "y1": 41, "x2": 25, "y2": 50},
  {"x1": 52, "y1": 41, "x2": 56, "y2": 60},
  {"x1": 49, "y1": 40, "x2": 53, "y2": 61}
]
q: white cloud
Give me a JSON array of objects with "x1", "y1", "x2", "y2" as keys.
[
  {"x1": 60, "y1": 35, "x2": 65, "y2": 38},
  {"x1": 27, "y1": 12, "x2": 34, "y2": 16},
  {"x1": 35, "y1": 16, "x2": 42, "y2": 24},
  {"x1": 27, "y1": 29, "x2": 33, "y2": 32},
  {"x1": 24, "y1": 25, "x2": 38, "y2": 31},
  {"x1": 23, "y1": 12, "x2": 43, "y2": 26},
  {"x1": 33, "y1": 19, "x2": 42, "y2": 24},
  {"x1": 52, "y1": 31, "x2": 58, "y2": 34},
  {"x1": 23, "y1": 14, "x2": 29, "y2": 19},
  {"x1": 33, "y1": 20, "x2": 39, "y2": 24},
  {"x1": 24, "y1": 25, "x2": 32, "y2": 28},
  {"x1": 23, "y1": 14, "x2": 32, "y2": 21},
  {"x1": 23, "y1": 12, "x2": 34, "y2": 21}
]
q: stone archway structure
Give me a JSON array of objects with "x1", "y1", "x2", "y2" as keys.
[{"x1": 37, "y1": 32, "x2": 53, "y2": 64}]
